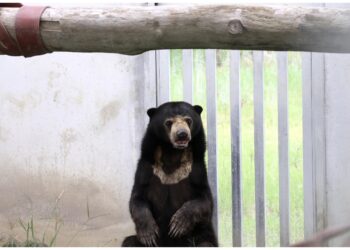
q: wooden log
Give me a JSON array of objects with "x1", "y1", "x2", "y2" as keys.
[
  {"x1": 291, "y1": 224, "x2": 350, "y2": 247},
  {"x1": 1, "y1": 4, "x2": 350, "y2": 55}
]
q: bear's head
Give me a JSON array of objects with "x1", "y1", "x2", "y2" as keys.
[{"x1": 147, "y1": 102, "x2": 203, "y2": 149}]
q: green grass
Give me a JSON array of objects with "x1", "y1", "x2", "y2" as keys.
[
  {"x1": 1, "y1": 191, "x2": 64, "y2": 247},
  {"x1": 170, "y1": 50, "x2": 304, "y2": 247}
]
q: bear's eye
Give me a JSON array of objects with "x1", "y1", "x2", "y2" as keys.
[
  {"x1": 164, "y1": 120, "x2": 173, "y2": 129},
  {"x1": 185, "y1": 117, "x2": 192, "y2": 127}
]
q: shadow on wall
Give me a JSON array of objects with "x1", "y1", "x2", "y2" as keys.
[{"x1": 0, "y1": 167, "x2": 134, "y2": 247}]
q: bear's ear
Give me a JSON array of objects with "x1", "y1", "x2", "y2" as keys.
[
  {"x1": 147, "y1": 107, "x2": 157, "y2": 118},
  {"x1": 193, "y1": 105, "x2": 203, "y2": 115}
]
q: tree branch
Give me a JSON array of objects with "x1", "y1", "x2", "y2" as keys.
[{"x1": 1, "y1": 4, "x2": 350, "y2": 56}]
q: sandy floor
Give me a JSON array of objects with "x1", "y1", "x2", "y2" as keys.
[{"x1": 0, "y1": 168, "x2": 134, "y2": 247}]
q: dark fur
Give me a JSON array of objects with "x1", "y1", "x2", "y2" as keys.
[{"x1": 122, "y1": 102, "x2": 218, "y2": 247}]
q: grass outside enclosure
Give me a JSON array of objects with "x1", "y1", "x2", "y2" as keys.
[{"x1": 170, "y1": 50, "x2": 304, "y2": 247}]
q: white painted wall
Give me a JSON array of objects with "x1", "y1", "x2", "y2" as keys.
[
  {"x1": 324, "y1": 53, "x2": 350, "y2": 246},
  {"x1": 0, "y1": 52, "x2": 155, "y2": 246},
  {"x1": 319, "y1": 3, "x2": 350, "y2": 246}
]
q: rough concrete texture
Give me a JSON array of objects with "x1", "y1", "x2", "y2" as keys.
[{"x1": 0, "y1": 52, "x2": 150, "y2": 246}]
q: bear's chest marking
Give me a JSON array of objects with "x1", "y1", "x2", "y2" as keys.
[{"x1": 152, "y1": 147, "x2": 192, "y2": 185}]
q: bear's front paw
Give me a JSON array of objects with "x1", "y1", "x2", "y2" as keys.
[
  {"x1": 136, "y1": 220, "x2": 159, "y2": 247},
  {"x1": 169, "y1": 207, "x2": 194, "y2": 238}
]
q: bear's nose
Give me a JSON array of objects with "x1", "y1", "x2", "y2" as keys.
[{"x1": 176, "y1": 130, "x2": 188, "y2": 140}]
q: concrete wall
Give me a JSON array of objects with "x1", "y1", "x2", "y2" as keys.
[
  {"x1": 321, "y1": 3, "x2": 350, "y2": 246},
  {"x1": 0, "y1": 52, "x2": 155, "y2": 246},
  {"x1": 324, "y1": 53, "x2": 350, "y2": 246}
]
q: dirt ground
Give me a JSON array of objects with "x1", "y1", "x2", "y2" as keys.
[{"x1": 0, "y1": 167, "x2": 134, "y2": 247}]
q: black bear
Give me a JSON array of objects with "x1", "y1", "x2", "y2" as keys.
[{"x1": 122, "y1": 101, "x2": 218, "y2": 247}]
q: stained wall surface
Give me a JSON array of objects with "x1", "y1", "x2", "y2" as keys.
[{"x1": 0, "y1": 52, "x2": 154, "y2": 246}]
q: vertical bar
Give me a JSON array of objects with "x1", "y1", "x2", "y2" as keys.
[
  {"x1": 253, "y1": 51, "x2": 266, "y2": 247},
  {"x1": 182, "y1": 49, "x2": 193, "y2": 104},
  {"x1": 205, "y1": 49, "x2": 218, "y2": 235},
  {"x1": 142, "y1": 51, "x2": 157, "y2": 124},
  {"x1": 277, "y1": 52, "x2": 290, "y2": 246},
  {"x1": 302, "y1": 52, "x2": 327, "y2": 241},
  {"x1": 134, "y1": 51, "x2": 157, "y2": 147},
  {"x1": 156, "y1": 50, "x2": 170, "y2": 105},
  {"x1": 311, "y1": 53, "x2": 327, "y2": 233},
  {"x1": 230, "y1": 50, "x2": 242, "y2": 247},
  {"x1": 302, "y1": 52, "x2": 315, "y2": 239}
]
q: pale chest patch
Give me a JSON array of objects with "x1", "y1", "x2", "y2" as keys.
[{"x1": 152, "y1": 147, "x2": 192, "y2": 185}]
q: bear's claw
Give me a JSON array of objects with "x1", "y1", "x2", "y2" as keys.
[
  {"x1": 169, "y1": 208, "x2": 193, "y2": 238},
  {"x1": 136, "y1": 220, "x2": 159, "y2": 246}
]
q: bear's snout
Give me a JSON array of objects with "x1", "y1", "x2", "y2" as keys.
[
  {"x1": 167, "y1": 115, "x2": 192, "y2": 149},
  {"x1": 176, "y1": 130, "x2": 189, "y2": 141}
]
